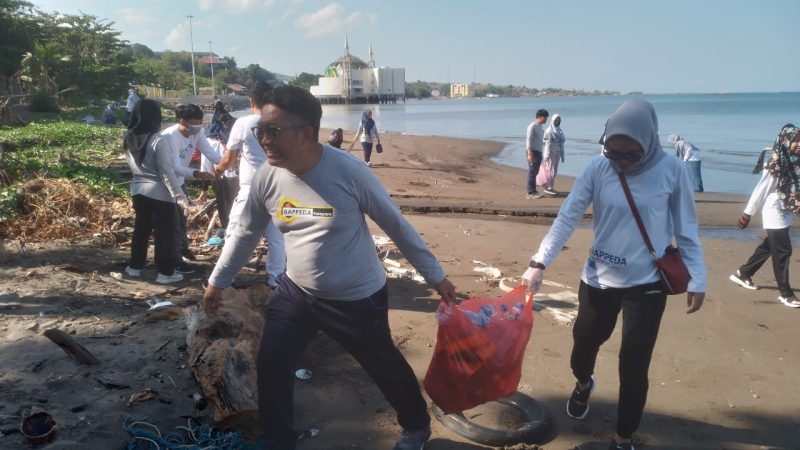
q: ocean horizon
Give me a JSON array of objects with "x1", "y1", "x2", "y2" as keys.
[{"x1": 313, "y1": 92, "x2": 799, "y2": 196}]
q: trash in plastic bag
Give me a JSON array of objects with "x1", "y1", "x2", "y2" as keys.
[{"x1": 423, "y1": 285, "x2": 534, "y2": 414}]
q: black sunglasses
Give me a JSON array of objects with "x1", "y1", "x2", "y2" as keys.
[
  {"x1": 251, "y1": 124, "x2": 305, "y2": 141},
  {"x1": 603, "y1": 147, "x2": 643, "y2": 163}
]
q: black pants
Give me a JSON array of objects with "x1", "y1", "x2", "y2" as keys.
[
  {"x1": 361, "y1": 142, "x2": 373, "y2": 163},
  {"x1": 130, "y1": 194, "x2": 177, "y2": 275},
  {"x1": 527, "y1": 150, "x2": 543, "y2": 195},
  {"x1": 257, "y1": 275, "x2": 430, "y2": 446},
  {"x1": 175, "y1": 185, "x2": 190, "y2": 259},
  {"x1": 739, "y1": 227, "x2": 793, "y2": 297},
  {"x1": 213, "y1": 176, "x2": 239, "y2": 229},
  {"x1": 570, "y1": 280, "x2": 667, "y2": 438}
]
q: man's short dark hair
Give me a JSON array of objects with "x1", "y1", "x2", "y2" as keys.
[
  {"x1": 266, "y1": 86, "x2": 322, "y2": 141},
  {"x1": 174, "y1": 103, "x2": 203, "y2": 121},
  {"x1": 536, "y1": 109, "x2": 549, "y2": 119},
  {"x1": 250, "y1": 81, "x2": 273, "y2": 109}
]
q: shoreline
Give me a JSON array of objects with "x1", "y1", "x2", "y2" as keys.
[{"x1": 328, "y1": 128, "x2": 751, "y2": 230}]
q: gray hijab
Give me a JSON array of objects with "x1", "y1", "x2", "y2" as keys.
[{"x1": 603, "y1": 98, "x2": 666, "y2": 176}]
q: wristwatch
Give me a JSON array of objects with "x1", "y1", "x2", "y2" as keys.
[{"x1": 529, "y1": 260, "x2": 546, "y2": 270}]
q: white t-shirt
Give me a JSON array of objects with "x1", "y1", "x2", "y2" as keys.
[
  {"x1": 160, "y1": 124, "x2": 220, "y2": 186},
  {"x1": 225, "y1": 114, "x2": 266, "y2": 187},
  {"x1": 202, "y1": 138, "x2": 237, "y2": 178},
  {"x1": 744, "y1": 170, "x2": 796, "y2": 229}
]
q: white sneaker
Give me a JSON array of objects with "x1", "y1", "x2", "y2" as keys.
[
  {"x1": 778, "y1": 295, "x2": 800, "y2": 308},
  {"x1": 155, "y1": 272, "x2": 183, "y2": 284},
  {"x1": 124, "y1": 266, "x2": 141, "y2": 277}
]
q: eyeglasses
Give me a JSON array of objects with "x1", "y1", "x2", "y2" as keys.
[
  {"x1": 251, "y1": 124, "x2": 305, "y2": 141},
  {"x1": 603, "y1": 147, "x2": 643, "y2": 163}
]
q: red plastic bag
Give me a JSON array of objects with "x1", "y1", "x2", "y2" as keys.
[{"x1": 423, "y1": 286, "x2": 534, "y2": 414}]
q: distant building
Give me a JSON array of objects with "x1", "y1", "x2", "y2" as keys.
[
  {"x1": 450, "y1": 83, "x2": 471, "y2": 98},
  {"x1": 310, "y1": 38, "x2": 405, "y2": 104},
  {"x1": 226, "y1": 83, "x2": 248, "y2": 96}
]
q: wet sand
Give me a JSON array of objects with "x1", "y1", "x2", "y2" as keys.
[{"x1": 0, "y1": 130, "x2": 797, "y2": 449}]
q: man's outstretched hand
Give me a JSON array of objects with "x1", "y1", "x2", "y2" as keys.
[
  {"x1": 203, "y1": 284, "x2": 225, "y2": 316},
  {"x1": 435, "y1": 277, "x2": 457, "y2": 304}
]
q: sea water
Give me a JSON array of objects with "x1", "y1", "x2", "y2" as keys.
[{"x1": 320, "y1": 92, "x2": 799, "y2": 195}]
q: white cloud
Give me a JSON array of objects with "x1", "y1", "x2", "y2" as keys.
[
  {"x1": 114, "y1": 8, "x2": 160, "y2": 44},
  {"x1": 197, "y1": 0, "x2": 278, "y2": 12},
  {"x1": 294, "y1": 3, "x2": 376, "y2": 38},
  {"x1": 163, "y1": 24, "x2": 188, "y2": 50}
]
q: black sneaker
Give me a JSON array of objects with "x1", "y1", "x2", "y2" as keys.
[
  {"x1": 174, "y1": 262, "x2": 195, "y2": 274},
  {"x1": 181, "y1": 249, "x2": 197, "y2": 262},
  {"x1": 566, "y1": 375, "x2": 596, "y2": 419},
  {"x1": 609, "y1": 441, "x2": 635, "y2": 450}
]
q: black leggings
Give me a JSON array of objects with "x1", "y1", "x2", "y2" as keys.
[
  {"x1": 361, "y1": 142, "x2": 373, "y2": 163},
  {"x1": 739, "y1": 227, "x2": 793, "y2": 297},
  {"x1": 570, "y1": 280, "x2": 667, "y2": 438},
  {"x1": 130, "y1": 194, "x2": 178, "y2": 275},
  {"x1": 257, "y1": 275, "x2": 429, "y2": 444}
]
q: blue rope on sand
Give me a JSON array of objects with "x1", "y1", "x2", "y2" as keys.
[{"x1": 124, "y1": 416, "x2": 246, "y2": 450}]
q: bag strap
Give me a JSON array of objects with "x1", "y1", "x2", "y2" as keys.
[{"x1": 618, "y1": 173, "x2": 657, "y2": 259}]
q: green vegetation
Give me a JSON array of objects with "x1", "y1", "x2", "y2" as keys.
[
  {"x1": 0, "y1": 119, "x2": 126, "y2": 218},
  {"x1": 290, "y1": 72, "x2": 324, "y2": 91},
  {"x1": 1, "y1": 1, "x2": 280, "y2": 109}
]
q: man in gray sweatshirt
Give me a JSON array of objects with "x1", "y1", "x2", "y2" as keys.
[{"x1": 203, "y1": 86, "x2": 456, "y2": 450}]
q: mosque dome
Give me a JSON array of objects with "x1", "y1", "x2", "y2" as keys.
[{"x1": 325, "y1": 55, "x2": 370, "y2": 77}]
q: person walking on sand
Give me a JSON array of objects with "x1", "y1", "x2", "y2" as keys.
[
  {"x1": 215, "y1": 81, "x2": 286, "y2": 289},
  {"x1": 521, "y1": 99, "x2": 706, "y2": 450},
  {"x1": 525, "y1": 109, "x2": 549, "y2": 199},
  {"x1": 203, "y1": 86, "x2": 456, "y2": 450},
  {"x1": 122, "y1": 99, "x2": 189, "y2": 284},
  {"x1": 538, "y1": 113, "x2": 565, "y2": 195},
  {"x1": 667, "y1": 134, "x2": 704, "y2": 192},
  {"x1": 347, "y1": 109, "x2": 381, "y2": 166},
  {"x1": 729, "y1": 124, "x2": 800, "y2": 308}
]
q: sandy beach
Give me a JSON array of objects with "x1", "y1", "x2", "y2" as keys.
[{"x1": 1, "y1": 130, "x2": 798, "y2": 449}]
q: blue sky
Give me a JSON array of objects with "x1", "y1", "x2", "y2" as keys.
[{"x1": 28, "y1": 0, "x2": 799, "y2": 94}]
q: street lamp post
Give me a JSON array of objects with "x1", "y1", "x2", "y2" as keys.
[
  {"x1": 187, "y1": 15, "x2": 197, "y2": 96},
  {"x1": 209, "y1": 41, "x2": 215, "y2": 97}
]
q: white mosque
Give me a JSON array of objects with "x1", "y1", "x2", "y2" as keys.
[{"x1": 310, "y1": 38, "x2": 405, "y2": 104}]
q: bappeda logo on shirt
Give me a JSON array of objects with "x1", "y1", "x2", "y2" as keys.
[{"x1": 276, "y1": 197, "x2": 335, "y2": 223}]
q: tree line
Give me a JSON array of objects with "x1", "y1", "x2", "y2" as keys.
[
  {"x1": 405, "y1": 80, "x2": 619, "y2": 99},
  {"x1": 0, "y1": 1, "x2": 324, "y2": 110}
]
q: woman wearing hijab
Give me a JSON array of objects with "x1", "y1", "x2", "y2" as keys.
[
  {"x1": 347, "y1": 109, "x2": 381, "y2": 166},
  {"x1": 729, "y1": 124, "x2": 800, "y2": 308},
  {"x1": 521, "y1": 99, "x2": 706, "y2": 450},
  {"x1": 538, "y1": 113, "x2": 566, "y2": 195},
  {"x1": 123, "y1": 99, "x2": 190, "y2": 284},
  {"x1": 667, "y1": 134, "x2": 704, "y2": 192}
]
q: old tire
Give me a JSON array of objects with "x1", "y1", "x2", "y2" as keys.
[{"x1": 432, "y1": 392, "x2": 551, "y2": 446}]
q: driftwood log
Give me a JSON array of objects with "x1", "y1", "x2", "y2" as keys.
[
  {"x1": 187, "y1": 285, "x2": 270, "y2": 432},
  {"x1": 43, "y1": 329, "x2": 100, "y2": 365}
]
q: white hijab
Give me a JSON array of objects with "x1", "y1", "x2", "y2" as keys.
[
  {"x1": 603, "y1": 99, "x2": 666, "y2": 175},
  {"x1": 545, "y1": 114, "x2": 565, "y2": 144}
]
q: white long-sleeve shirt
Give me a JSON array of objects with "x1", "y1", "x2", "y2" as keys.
[
  {"x1": 533, "y1": 154, "x2": 706, "y2": 293},
  {"x1": 743, "y1": 170, "x2": 796, "y2": 229},
  {"x1": 160, "y1": 124, "x2": 220, "y2": 186}
]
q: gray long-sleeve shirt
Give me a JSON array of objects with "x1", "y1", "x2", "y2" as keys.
[
  {"x1": 208, "y1": 145, "x2": 446, "y2": 300},
  {"x1": 125, "y1": 134, "x2": 184, "y2": 203},
  {"x1": 526, "y1": 121, "x2": 544, "y2": 152}
]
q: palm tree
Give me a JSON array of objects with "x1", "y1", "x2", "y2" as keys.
[{"x1": 18, "y1": 41, "x2": 69, "y2": 95}]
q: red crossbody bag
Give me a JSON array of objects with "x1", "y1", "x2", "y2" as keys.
[{"x1": 618, "y1": 173, "x2": 690, "y2": 295}]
